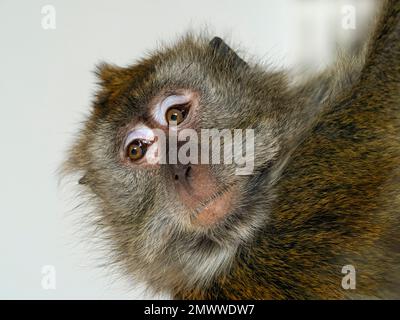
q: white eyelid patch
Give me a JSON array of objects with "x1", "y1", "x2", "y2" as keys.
[
  {"x1": 124, "y1": 127, "x2": 155, "y2": 149},
  {"x1": 153, "y1": 94, "x2": 191, "y2": 126}
]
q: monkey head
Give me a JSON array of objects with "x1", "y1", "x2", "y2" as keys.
[{"x1": 64, "y1": 35, "x2": 290, "y2": 293}]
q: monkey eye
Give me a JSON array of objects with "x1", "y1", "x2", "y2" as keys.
[
  {"x1": 165, "y1": 106, "x2": 188, "y2": 125},
  {"x1": 124, "y1": 127, "x2": 154, "y2": 162},
  {"x1": 127, "y1": 140, "x2": 148, "y2": 161},
  {"x1": 154, "y1": 94, "x2": 191, "y2": 127}
]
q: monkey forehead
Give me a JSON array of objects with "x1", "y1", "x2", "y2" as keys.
[
  {"x1": 150, "y1": 38, "x2": 234, "y2": 86},
  {"x1": 94, "y1": 41, "x2": 206, "y2": 103},
  {"x1": 91, "y1": 34, "x2": 255, "y2": 129}
]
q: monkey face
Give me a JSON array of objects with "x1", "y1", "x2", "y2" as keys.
[
  {"x1": 65, "y1": 35, "x2": 284, "y2": 290},
  {"x1": 117, "y1": 88, "x2": 243, "y2": 228}
]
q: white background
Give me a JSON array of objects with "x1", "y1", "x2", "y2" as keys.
[{"x1": 0, "y1": 0, "x2": 375, "y2": 299}]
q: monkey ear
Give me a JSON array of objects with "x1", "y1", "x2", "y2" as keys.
[
  {"x1": 209, "y1": 37, "x2": 248, "y2": 68},
  {"x1": 95, "y1": 62, "x2": 128, "y2": 86}
]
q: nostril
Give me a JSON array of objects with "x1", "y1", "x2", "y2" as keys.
[
  {"x1": 172, "y1": 165, "x2": 191, "y2": 181},
  {"x1": 185, "y1": 166, "x2": 192, "y2": 178}
]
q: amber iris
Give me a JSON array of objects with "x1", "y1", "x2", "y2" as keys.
[
  {"x1": 166, "y1": 107, "x2": 186, "y2": 125},
  {"x1": 127, "y1": 140, "x2": 147, "y2": 161}
]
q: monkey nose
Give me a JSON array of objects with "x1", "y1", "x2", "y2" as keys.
[{"x1": 171, "y1": 164, "x2": 192, "y2": 182}]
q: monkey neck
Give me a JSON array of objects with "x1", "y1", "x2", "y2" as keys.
[{"x1": 257, "y1": 62, "x2": 363, "y2": 200}]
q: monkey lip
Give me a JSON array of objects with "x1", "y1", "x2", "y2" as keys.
[
  {"x1": 189, "y1": 186, "x2": 237, "y2": 226},
  {"x1": 172, "y1": 165, "x2": 237, "y2": 226}
]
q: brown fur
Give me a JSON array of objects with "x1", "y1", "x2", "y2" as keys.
[{"x1": 63, "y1": 0, "x2": 400, "y2": 299}]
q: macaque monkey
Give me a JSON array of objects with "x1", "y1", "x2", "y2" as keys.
[{"x1": 63, "y1": 0, "x2": 400, "y2": 299}]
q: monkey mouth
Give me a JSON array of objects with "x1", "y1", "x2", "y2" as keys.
[
  {"x1": 171, "y1": 164, "x2": 238, "y2": 227},
  {"x1": 190, "y1": 185, "x2": 237, "y2": 227}
]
